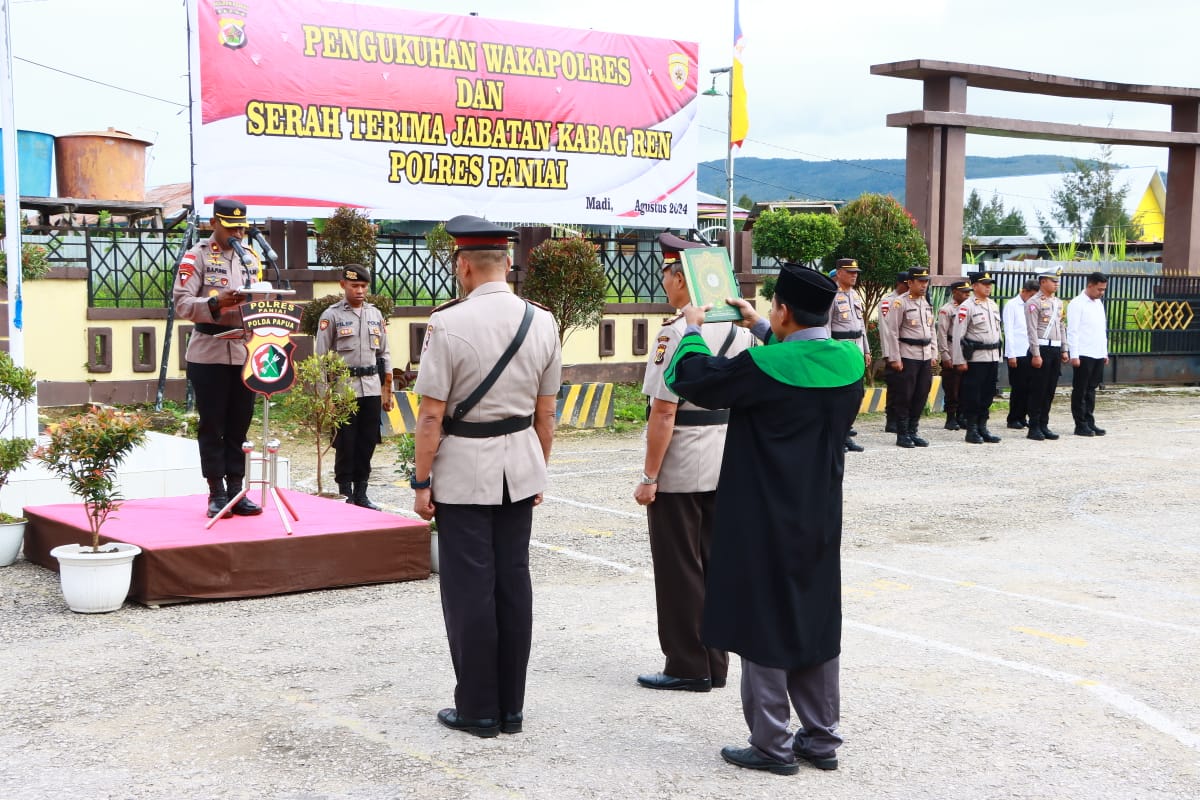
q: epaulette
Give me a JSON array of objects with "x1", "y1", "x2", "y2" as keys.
[
  {"x1": 661, "y1": 311, "x2": 684, "y2": 326},
  {"x1": 526, "y1": 299, "x2": 551, "y2": 312},
  {"x1": 432, "y1": 297, "x2": 464, "y2": 313}
]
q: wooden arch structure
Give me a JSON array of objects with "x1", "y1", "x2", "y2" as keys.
[{"x1": 873, "y1": 59, "x2": 1200, "y2": 277}]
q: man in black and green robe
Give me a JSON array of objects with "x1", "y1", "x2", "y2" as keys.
[{"x1": 664, "y1": 263, "x2": 865, "y2": 776}]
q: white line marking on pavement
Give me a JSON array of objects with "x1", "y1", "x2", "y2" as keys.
[
  {"x1": 530, "y1": 540, "x2": 651, "y2": 577},
  {"x1": 550, "y1": 467, "x2": 640, "y2": 479},
  {"x1": 541, "y1": 494, "x2": 643, "y2": 519},
  {"x1": 847, "y1": 559, "x2": 1200, "y2": 636},
  {"x1": 849, "y1": 620, "x2": 1200, "y2": 753}
]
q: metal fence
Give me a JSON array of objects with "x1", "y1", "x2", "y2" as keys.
[{"x1": 28, "y1": 226, "x2": 184, "y2": 308}]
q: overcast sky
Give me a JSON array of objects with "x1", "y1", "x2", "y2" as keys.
[{"x1": 7, "y1": 0, "x2": 1200, "y2": 201}]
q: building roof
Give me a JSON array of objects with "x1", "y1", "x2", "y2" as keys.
[{"x1": 963, "y1": 166, "x2": 1164, "y2": 242}]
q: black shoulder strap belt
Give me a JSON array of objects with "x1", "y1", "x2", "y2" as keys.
[
  {"x1": 443, "y1": 301, "x2": 535, "y2": 437},
  {"x1": 716, "y1": 324, "x2": 738, "y2": 357}
]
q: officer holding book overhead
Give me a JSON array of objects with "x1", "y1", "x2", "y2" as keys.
[
  {"x1": 172, "y1": 198, "x2": 263, "y2": 519},
  {"x1": 412, "y1": 215, "x2": 562, "y2": 739}
]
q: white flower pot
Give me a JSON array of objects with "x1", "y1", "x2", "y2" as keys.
[
  {"x1": 0, "y1": 520, "x2": 25, "y2": 566},
  {"x1": 49, "y1": 542, "x2": 141, "y2": 613}
]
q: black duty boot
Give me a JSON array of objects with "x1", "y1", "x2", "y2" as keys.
[
  {"x1": 206, "y1": 478, "x2": 231, "y2": 519},
  {"x1": 895, "y1": 417, "x2": 915, "y2": 448},
  {"x1": 1027, "y1": 424, "x2": 1045, "y2": 441},
  {"x1": 964, "y1": 417, "x2": 984, "y2": 444},
  {"x1": 1073, "y1": 423, "x2": 1095, "y2": 437},
  {"x1": 353, "y1": 483, "x2": 381, "y2": 511},
  {"x1": 337, "y1": 482, "x2": 353, "y2": 500},
  {"x1": 1041, "y1": 425, "x2": 1060, "y2": 441},
  {"x1": 884, "y1": 410, "x2": 897, "y2": 434},
  {"x1": 227, "y1": 477, "x2": 263, "y2": 516},
  {"x1": 844, "y1": 437, "x2": 865, "y2": 453},
  {"x1": 944, "y1": 412, "x2": 960, "y2": 431},
  {"x1": 908, "y1": 419, "x2": 929, "y2": 447},
  {"x1": 979, "y1": 414, "x2": 1001, "y2": 443}
]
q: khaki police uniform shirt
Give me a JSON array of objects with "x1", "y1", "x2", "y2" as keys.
[
  {"x1": 1024, "y1": 291, "x2": 1066, "y2": 358},
  {"x1": 828, "y1": 288, "x2": 868, "y2": 356},
  {"x1": 315, "y1": 299, "x2": 392, "y2": 399},
  {"x1": 413, "y1": 281, "x2": 562, "y2": 505},
  {"x1": 936, "y1": 298, "x2": 960, "y2": 362},
  {"x1": 882, "y1": 293, "x2": 935, "y2": 361},
  {"x1": 951, "y1": 294, "x2": 1002, "y2": 365},
  {"x1": 641, "y1": 315, "x2": 754, "y2": 493},
  {"x1": 172, "y1": 236, "x2": 261, "y2": 365},
  {"x1": 878, "y1": 290, "x2": 904, "y2": 360}
]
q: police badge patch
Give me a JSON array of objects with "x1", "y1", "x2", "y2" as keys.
[{"x1": 653, "y1": 343, "x2": 668, "y2": 364}]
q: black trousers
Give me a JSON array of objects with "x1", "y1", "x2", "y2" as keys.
[
  {"x1": 187, "y1": 362, "x2": 255, "y2": 482},
  {"x1": 940, "y1": 366, "x2": 963, "y2": 415},
  {"x1": 960, "y1": 361, "x2": 999, "y2": 418},
  {"x1": 333, "y1": 395, "x2": 382, "y2": 485},
  {"x1": 435, "y1": 497, "x2": 534, "y2": 720},
  {"x1": 889, "y1": 358, "x2": 933, "y2": 421},
  {"x1": 1007, "y1": 356, "x2": 1031, "y2": 424},
  {"x1": 1027, "y1": 346, "x2": 1063, "y2": 427},
  {"x1": 1071, "y1": 356, "x2": 1105, "y2": 428},
  {"x1": 646, "y1": 491, "x2": 727, "y2": 684}
]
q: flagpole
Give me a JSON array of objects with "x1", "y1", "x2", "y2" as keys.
[{"x1": 726, "y1": 82, "x2": 735, "y2": 267}]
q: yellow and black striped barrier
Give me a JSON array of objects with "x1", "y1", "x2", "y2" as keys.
[
  {"x1": 383, "y1": 383, "x2": 616, "y2": 434},
  {"x1": 557, "y1": 382, "x2": 614, "y2": 429},
  {"x1": 860, "y1": 375, "x2": 943, "y2": 414}
]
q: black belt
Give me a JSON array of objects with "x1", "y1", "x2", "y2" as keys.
[
  {"x1": 674, "y1": 409, "x2": 730, "y2": 426},
  {"x1": 961, "y1": 339, "x2": 1001, "y2": 350},
  {"x1": 900, "y1": 337, "x2": 932, "y2": 346},
  {"x1": 194, "y1": 322, "x2": 242, "y2": 336},
  {"x1": 442, "y1": 415, "x2": 532, "y2": 438},
  {"x1": 832, "y1": 330, "x2": 863, "y2": 340},
  {"x1": 347, "y1": 365, "x2": 380, "y2": 377}
]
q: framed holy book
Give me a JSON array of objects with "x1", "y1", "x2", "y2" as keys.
[{"x1": 678, "y1": 247, "x2": 743, "y2": 323}]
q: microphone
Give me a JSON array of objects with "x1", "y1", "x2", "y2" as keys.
[
  {"x1": 229, "y1": 236, "x2": 255, "y2": 269},
  {"x1": 250, "y1": 227, "x2": 278, "y2": 262}
]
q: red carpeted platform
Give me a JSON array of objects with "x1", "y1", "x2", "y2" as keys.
[{"x1": 22, "y1": 490, "x2": 430, "y2": 605}]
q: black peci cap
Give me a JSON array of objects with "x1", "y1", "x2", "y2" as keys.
[{"x1": 774, "y1": 264, "x2": 837, "y2": 326}]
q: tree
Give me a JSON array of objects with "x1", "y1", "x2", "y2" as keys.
[
  {"x1": 522, "y1": 237, "x2": 607, "y2": 344},
  {"x1": 751, "y1": 209, "x2": 843, "y2": 267},
  {"x1": 316, "y1": 206, "x2": 378, "y2": 268},
  {"x1": 735, "y1": 193, "x2": 755, "y2": 211},
  {"x1": 826, "y1": 193, "x2": 928, "y2": 323},
  {"x1": 282, "y1": 352, "x2": 359, "y2": 496},
  {"x1": 963, "y1": 190, "x2": 1028, "y2": 236},
  {"x1": 1037, "y1": 145, "x2": 1142, "y2": 244}
]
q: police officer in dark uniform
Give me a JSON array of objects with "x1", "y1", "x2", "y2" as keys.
[
  {"x1": 412, "y1": 216, "x2": 562, "y2": 738},
  {"x1": 172, "y1": 198, "x2": 263, "y2": 518},
  {"x1": 316, "y1": 264, "x2": 394, "y2": 509}
]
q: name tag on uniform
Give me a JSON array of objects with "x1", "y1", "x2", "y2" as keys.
[{"x1": 338, "y1": 326, "x2": 354, "y2": 337}]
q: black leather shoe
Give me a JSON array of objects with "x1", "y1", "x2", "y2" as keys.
[
  {"x1": 353, "y1": 495, "x2": 382, "y2": 511},
  {"x1": 1007, "y1": 420, "x2": 1027, "y2": 429},
  {"x1": 847, "y1": 428, "x2": 858, "y2": 437},
  {"x1": 230, "y1": 496, "x2": 263, "y2": 516},
  {"x1": 1090, "y1": 425, "x2": 1106, "y2": 436},
  {"x1": 1027, "y1": 427, "x2": 1045, "y2": 441},
  {"x1": 436, "y1": 708, "x2": 500, "y2": 738},
  {"x1": 792, "y1": 743, "x2": 839, "y2": 771},
  {"x1": 1074, "y1": 426, "x2": 1095, "y2": 437},
  {"x1": 1042, "y1": 426, "x2": 1060, "y2": 440},
  {"x1": 500, "y1": 712, "x2": 523, "y2": 734},
  {"x1": 636, "y1": 672, "x2": 712, "y2": 692},
  {"x1": 711, "y1": 676, "x2": 727, "y2": 689},
  {"x1": 206, "y1": 494, "x2": 231, "y2": 519},
  {"x1": 720, "y1": 745, "x2": 798, "y2": 775},
  {"x1": 844, "y1": 438, "x2": 864, "y2": 453}
]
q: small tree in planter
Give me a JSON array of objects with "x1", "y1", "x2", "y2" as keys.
[
  {"x1": 316, "y1": 206, "x2": 378, "y2": 269},
  {"x1": 299, "y1": 292, "x2": 395, "y2": 337},
  {"x1": 33, "y1": 406, "x2": 149, "y2": 552},
  {"x1": 522, "y1": 237, "x2": 607, "y2": 344},
  {"x1": 0, "y1": 354, "x2": 36, "y2": 565},
  {"x1": 281, "y1": 352, "x2": 358, "y2": 496}
]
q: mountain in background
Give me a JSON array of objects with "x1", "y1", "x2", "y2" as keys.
[{"x1": 698, "y1": 154, "x2": 1086, "y2": 205}]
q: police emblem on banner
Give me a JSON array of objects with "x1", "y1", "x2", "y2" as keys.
[
  {"x1": 668, "y1": 53, "x2": 689, "y2": 90},
  {"x1": 240, "y1": 300, "x2": 302, "y2": 396},
  {"x1": 214, "y1": 2, "x2": 248, "y2": 49}
]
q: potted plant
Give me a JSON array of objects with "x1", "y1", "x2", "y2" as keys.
[
  {"x1": 33, "y1": 405, "x2": 149, "y2": 613},
  {"x1": 315, "y1": 206, "x2": 378, "y2": 270},
  {"x1": 281, "y1": 352, "x2": 358, "y2": 497},
  {"x1": 0, "y1": 353, "x2": 36, "y2": 566}
]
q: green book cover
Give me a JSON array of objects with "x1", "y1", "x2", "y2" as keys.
[{"x1": 678, "y1": 247, "x2": 743, "y2": 323}]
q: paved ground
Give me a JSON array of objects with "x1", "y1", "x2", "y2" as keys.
[{"x1": 1, "y1": 387, "x2": 1198, "y2": 799}]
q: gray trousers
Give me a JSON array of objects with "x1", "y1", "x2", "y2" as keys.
[{"x1": 740, "y1": 656, "x2": 842, "y2": 763}]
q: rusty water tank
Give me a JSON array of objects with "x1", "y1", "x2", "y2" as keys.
[{"x1": 54, "y1": 128, "x2": 152, "y2": 201}]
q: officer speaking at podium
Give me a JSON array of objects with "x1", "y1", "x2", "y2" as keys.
[{"x1": 172, "y1": 198, "x2": 264, "y2": 518}]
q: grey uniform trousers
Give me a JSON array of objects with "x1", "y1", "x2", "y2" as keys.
[{"x1": 740, "y1": 656, "x2": 842, "y2": 764}]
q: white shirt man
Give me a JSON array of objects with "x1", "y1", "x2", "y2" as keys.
[
  {"x1": 1066, "y1": 272, "x2": 1110, "y2": 437},
  {"x1": 1002, "y1": 279, "x2": 1038, "y2": 429}
]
